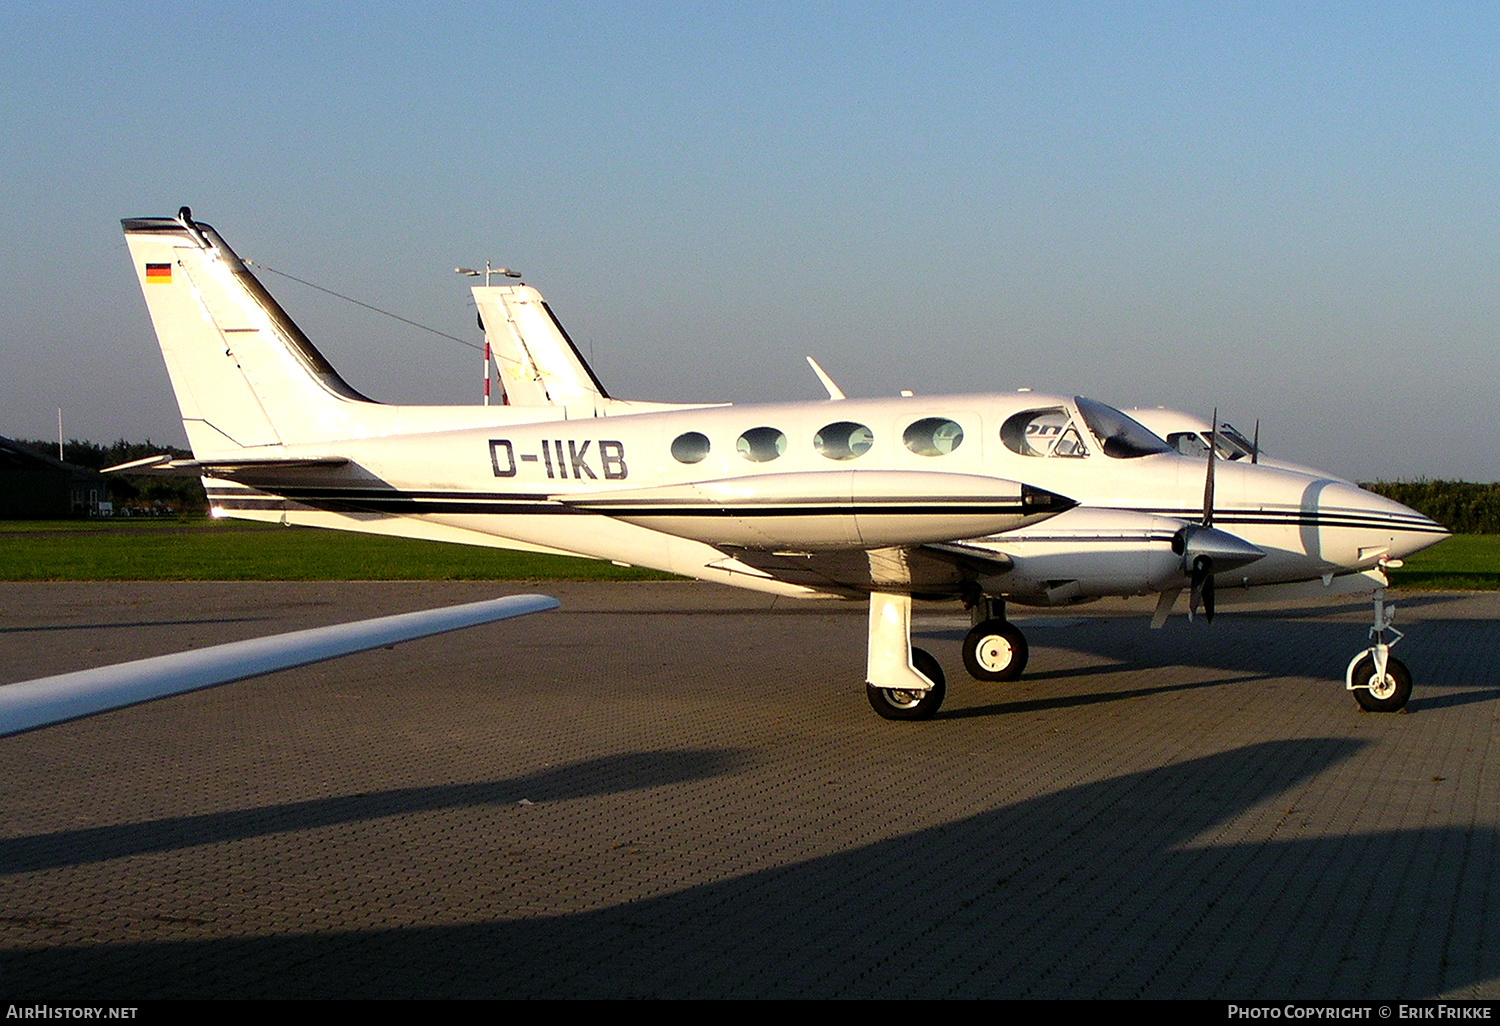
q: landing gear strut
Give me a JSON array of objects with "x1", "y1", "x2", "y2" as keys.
[
  {"x1": 961, "y1": 595, "x2": 1028, "y2": 682},
  {"x1": 1346, "y1": 586, "x2": 1412, "y2": 712}
]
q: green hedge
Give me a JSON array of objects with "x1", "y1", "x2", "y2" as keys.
[{"x1": 1363, "y1": 481, "x2": 1500, "y2": 534}]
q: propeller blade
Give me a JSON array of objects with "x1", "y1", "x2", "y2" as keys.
[
  {"x1": 1150, "y1": 588, "x2": 1180, "y2": 629},
  {"x1": 1188, "y1": 554, "x2": 1212, "y2": 622},
  {"x1": 1251, "y1": 418, "x2": 1260, "y2": 465}
]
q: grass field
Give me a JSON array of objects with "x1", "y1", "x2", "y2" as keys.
[
  {"x1": 0, "y1": 518, "x2": 1490, "y2": 588},
  {"x1": 0, "y1": 519, "x2": 673, "y2": 582},
  {"x1": 1381, "y1": 534, "x2": 1500, "y2": 590}
]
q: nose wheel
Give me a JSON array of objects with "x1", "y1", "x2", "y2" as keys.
[
  {"x1": 1346, "y1": 586, "x2": 1412, "y2": 712},
  {"x1": 1349, "y1": 652, "x2": 1412, "y2": 712}
]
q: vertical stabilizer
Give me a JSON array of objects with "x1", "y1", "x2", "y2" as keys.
[
  {"x1": 122, "y1": 208, "x2": 376, "y2": 457},
  {"x1": 474, "y1": 285, "x2": 609, "y2": 411}
]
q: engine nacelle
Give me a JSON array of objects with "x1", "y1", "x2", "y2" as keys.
[{"x1": 555, "y1": 470, "x2": 1074, "y2": 550}]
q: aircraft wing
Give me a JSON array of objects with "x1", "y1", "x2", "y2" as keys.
[
  {"x1": 0, "y1": 593, "x2": 558, "y2": 738},
  {"x1": 716, "y1": 541, "x2": 1013, "y2": 597}
]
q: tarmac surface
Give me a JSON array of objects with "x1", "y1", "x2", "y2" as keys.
[{"x1": 0, "y1": 580, "x2": 1496, "y2": 999}]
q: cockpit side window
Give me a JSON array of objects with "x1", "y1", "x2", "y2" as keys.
[
  {"x1": 1218, "y1": 423, "x2": 1256, "y2": 460},
  {"x1": 1168, "y1": 425, "x2": 1254, "y2": 461},
  {"x1": 1000, "y1": 408, "x2": 1089, "y2": 458},
  {"x1": 1073, "y1": 397, "x2": 1172, "y2": 459}
]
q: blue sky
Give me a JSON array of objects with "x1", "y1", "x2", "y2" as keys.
[{"x1": 2, "y1": 2, "x2": 1497, "y2": 481}]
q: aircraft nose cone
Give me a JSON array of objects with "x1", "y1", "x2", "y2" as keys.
[{"x1": 1315, "y1": 481, "x2": 1449, "y2": 563}]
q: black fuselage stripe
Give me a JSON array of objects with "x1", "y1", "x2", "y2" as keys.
[{"x1": 205, "y1": 490, "x2": 1444, "y2": 532}]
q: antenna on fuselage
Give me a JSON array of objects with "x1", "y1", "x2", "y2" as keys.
[{"x1": 805, "y1": 356, "x2": 846, "y2": 400}]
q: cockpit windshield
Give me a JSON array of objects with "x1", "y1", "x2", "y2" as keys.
[
  {"x1": 1217, "y1": 423, "x2": 1257, "y2": 460},
  {"x1": 1073, "y1": 397, "x2": 1173, "y2": 459}
]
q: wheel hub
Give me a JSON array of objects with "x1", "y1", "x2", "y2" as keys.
[
  {"x1": 1366, "y1": 672, "x2": 1398, "y2": 700},
  {"x1": 977, "y1": 635, "x2": 1014, "y2": 672}
]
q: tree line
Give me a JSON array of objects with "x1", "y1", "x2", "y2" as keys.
[
  {"x1": 12, "y1": 438, "x2": 207, "y2": 513},
  {"x1": 1362, "y1": 481, "x2": 1500, "y2": 535}
]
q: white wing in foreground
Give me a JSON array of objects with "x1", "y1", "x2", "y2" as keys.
[{"x1": 0, "y1": 594, "x2": 559, "y2": 738}]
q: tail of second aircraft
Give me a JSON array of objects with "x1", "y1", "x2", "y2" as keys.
[
  {"x1": 122, "y1": 208, "x2": 378, "y2": 458},
  {"x1": 472, "y1": 283, "x2": 610, "y2": 410}
]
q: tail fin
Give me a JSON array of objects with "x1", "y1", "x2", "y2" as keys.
[
  {"x1": 473, "y1": 284, "x2": 608, "y2": 410},
  {"x1": 122, "y1": 208, "x2": 376, "y2": 457}
]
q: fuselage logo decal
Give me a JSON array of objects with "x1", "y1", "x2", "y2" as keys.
[{"x1": 490, "y1": 439, "x2": 627, "y2": 480}]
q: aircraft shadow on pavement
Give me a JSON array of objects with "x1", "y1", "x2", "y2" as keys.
[
  {"x1": 916, "y1": 610, "x2": 1500, "y2": 716},
  {"x1": 2, "y1": 738, "x2": 1494, "y2": 998},
  {"x1": 0, "y1": 749, "x2": 750, "y2": 875}
]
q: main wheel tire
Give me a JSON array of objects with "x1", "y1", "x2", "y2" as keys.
[
  {"x1": 962, "y1": 619, "x2": 1029, "y2": 682},
  {"x1": 866, "y1": 647, "x2": 947, "y2": 721},
  {"x1": 1351, "y1": 654, "x2": 1413, "y2": 713}
]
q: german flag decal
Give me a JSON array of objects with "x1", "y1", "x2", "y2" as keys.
[{"x1": 145, "y1": 262, "x2": 172, "y2": 284}]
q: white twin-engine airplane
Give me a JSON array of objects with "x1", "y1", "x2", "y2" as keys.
[{"x1": 108, "y1": 208, "x2": 1446, "y2": 723}]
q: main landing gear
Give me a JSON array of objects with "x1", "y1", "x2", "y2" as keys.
[
  {"x1": 865, "y1": 647, "x2": 947, "y2": 720},
  {"x1": 1346, "y1": 586, "x2": 1412, "y2": 713},
  {"x1": 961, "y1": 595, "x2": 1028, "y2": 682},
  {"x1": 864, "y1": 591, "x2": 947, "y2": 720},
  {"x1": 864, "y1": 591, "x2": 1027, "y2": 721}
]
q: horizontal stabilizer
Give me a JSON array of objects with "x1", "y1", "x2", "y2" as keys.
[
  {"x1": 104, "y1": 454, "x2": 350, "y2": 478},
  {"x1": 0, "y1": 593, "x2": 559, "y2": 738}
]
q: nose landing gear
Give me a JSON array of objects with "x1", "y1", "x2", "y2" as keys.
[{"x1": 1346, "y1": 585, "x2": 1412, "y2": 712}]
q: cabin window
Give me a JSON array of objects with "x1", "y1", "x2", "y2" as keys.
[
  {"x1": 1073, "y1": 397, "x2": 1172, "y2": 459},
  {"x1": 1000, "y1": 408, "x2": 1089, "y2": 458},
  {"x1": 736, "y1": 426, "x2": 787, "y2": 462},
  {"x1": 903, "y1": 418, "x2": 964, "y2": 457},
  {"x1": 671, "y1": 431, "x2": 711, "y2": 464},
  {"x1": 813, "y1": 421, "x2": 874, "y2": 461}
]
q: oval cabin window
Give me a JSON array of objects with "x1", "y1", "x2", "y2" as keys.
[
  {"x1": 903, "y1": 418, "x2": 964, "y2": 457},
  {"x1": 671, "y1": 431, "x2": 711, "y2": 464},
  {"x1": 813, "y1": 421, "x2": 874, "y2": 461},
  {"x1": 736, "y1": 426, "x2": 787, "y2": 463}
]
